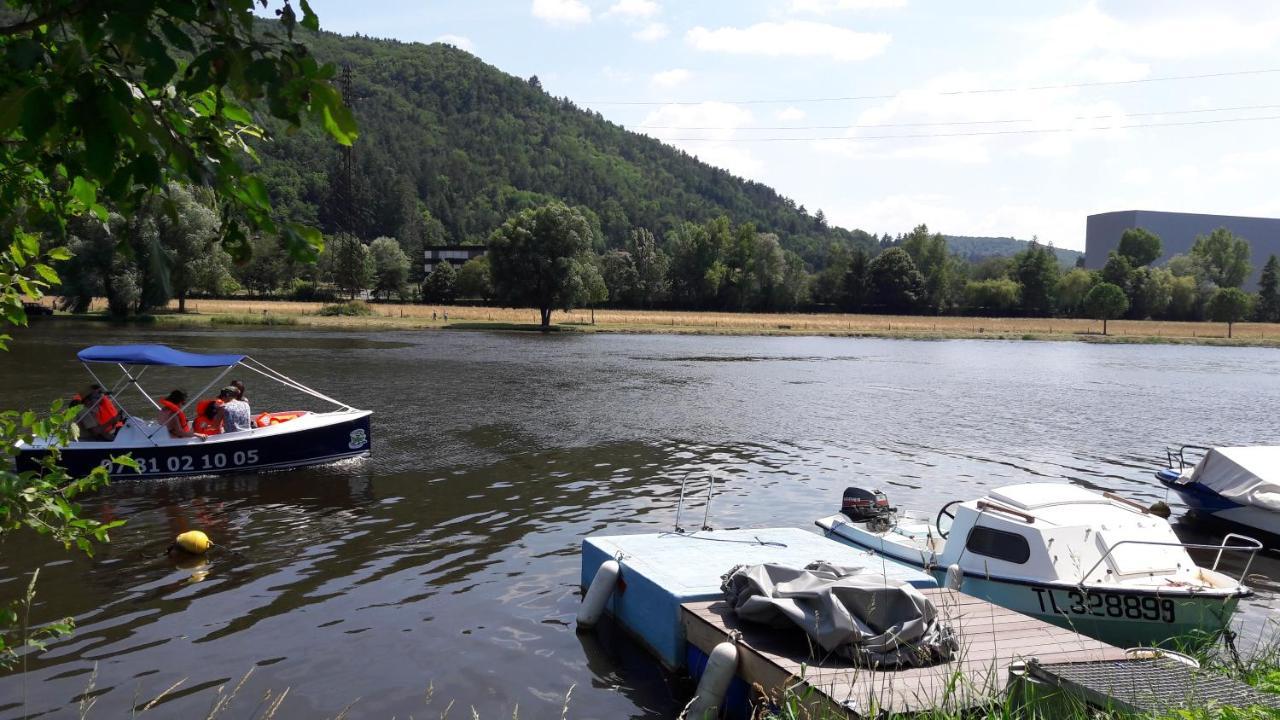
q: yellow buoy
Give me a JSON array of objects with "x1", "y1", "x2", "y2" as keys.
[{"x1": 175, "y1": 530, "x2": 212, "y2": 555}]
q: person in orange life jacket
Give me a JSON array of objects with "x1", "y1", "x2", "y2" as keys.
[
  {"x1": 157, "y1": 390, "x2": 206, "y2": 440},
  {"x1": 73, "y1": 385, "x2": 123, "y2": 441},
  {"x1": 192, "y1": 392, "x2": 229, "y2": 435}
]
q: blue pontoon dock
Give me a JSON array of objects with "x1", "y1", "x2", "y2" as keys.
[{"x1": 579, "y1": 528, "x2": 937, "y2": 670}]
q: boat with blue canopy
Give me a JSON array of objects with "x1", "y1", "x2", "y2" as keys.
[{"x1": 15, "y1": 344, "x2": 372, "y2": 479}]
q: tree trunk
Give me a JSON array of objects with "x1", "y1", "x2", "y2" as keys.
[
  {"x1": 178, "y1": 293, "x2": 186, "y2": 313},
  {"x1": 540, "y1": 307, "x2": 552, "y2": 328},
  {"x1": 1228, "y1": 321, "x2": 1233, "y2": 339},
  {"x1": 1102, "y1": 319, "x2": 1108, "y2": 336}
]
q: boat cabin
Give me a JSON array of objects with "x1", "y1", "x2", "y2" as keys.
[{"x1": 942, "y1": 484, "x2": 1210, "y2": 588}]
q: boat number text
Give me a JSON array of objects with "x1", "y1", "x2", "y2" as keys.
[
  {"x1": 1031, "y1": 586, "x2": 1175, "y2": 623},
  {"x1": 101, "y1": 450, "x2": 260, "y2": 474}
]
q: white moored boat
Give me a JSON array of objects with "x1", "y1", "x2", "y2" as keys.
[
  {"x1": 1157, "y1": 445, "x2": 1280, "y2": 547},
  {"x1": 816, "y1": 483, "x2": 1260, "y2": 648}
]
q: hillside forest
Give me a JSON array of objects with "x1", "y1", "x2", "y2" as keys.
[{"x1": 50, "y1": 30, "x2": 1280, "y2": 327}]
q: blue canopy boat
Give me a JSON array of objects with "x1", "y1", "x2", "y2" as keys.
[{"x1": 15, "y1": 344, "x2": 372, "y2": 479}]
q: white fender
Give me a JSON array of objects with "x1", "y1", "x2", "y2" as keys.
[
  {"x1": 945, "y1": 563, "x2": 964, "y2": 591},
  {"x1": 685, "y1": 641, "x2": 738, "y2": 719},
  {"x1": 576, "y1": 559, "x2": 620, "y2": 630}
]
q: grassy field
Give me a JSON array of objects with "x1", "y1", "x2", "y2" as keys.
[{"x1": 53, "y1": 297, "x2": 1280, "y2": 346}]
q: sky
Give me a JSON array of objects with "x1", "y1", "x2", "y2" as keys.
[{"x1": 304, "y1": 0, "x2": 1280, "y2": 251}]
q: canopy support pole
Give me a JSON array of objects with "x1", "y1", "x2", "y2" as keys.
[
  {"x1": 240, "y1": 358, "x2": 353, "y2": 410},
  {"x1": 112, "y1": 363, "x2": 162, "y2": 414},
  {"x1": 144, "y1": 364, "x2": 233, "y2": 440}
]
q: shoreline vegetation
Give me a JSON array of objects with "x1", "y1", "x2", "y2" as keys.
[{"x1": 36, "y1": 298, "x2": 1280, "y2": 347}]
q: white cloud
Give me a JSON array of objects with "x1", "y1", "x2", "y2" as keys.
[
  {"x1": 633, "y1": 22, "x2": 670, "y2": 41},
  {"x1": 777, "y1": 107, "x2": 807, "y2": 121},
  {"x1": 1033, "y1": 2, "x2": 1280, "y2": 62},
  {"x1": 790, "y1": 0, "x2": 907, "y2": 13},
  {"x1": 606, "y1": 0, "x2": 660, "y2": 20},
  {"x1": 531, "y1": 0, "x2": 591, "y2": 26},
  {"x1": 650, "y1": 68, "x2": 691, "y2": 88},
  {"x1": 434, "y1": 34, "x2": 474, "y2": 52},
  {"x1": 686, "y1": 21, "x2": 891, "y2": 62},
  {"x1": 641, "y1": 102, "x2": 762, "y2": 177}
]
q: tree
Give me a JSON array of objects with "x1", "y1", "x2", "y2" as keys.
[
  {"x1": 152, "y1": 184, "x2": 221, "y2": 312},
  {"x1": 455, "y1": 256, "x2": 493, "y2": 300},
  {"x1": 1207, "y1": 287, "x2": 1253, "y2": 338},
  {"x1": 1101, "y1": 252, "x2": 1134, "y2": 290},
  {"x1": 233, "y1": 236, "x2": 292, "y2": 298},
  {"x1": 1137, "y1": 267, "x2": 1174, "y2": 320},
  {"x1": 0, "y1": 0, "x2": 353, "y2": 665},
  {"x1": 626, "y1": 228, "x2": 669, "y2": 308},
  {"x1": 370, "y1": 237, "x2": 411, "y2": 300},
  {"x1": 422, "y1": 261, "x2": 457, "y2": 303},
  {"x1": 668, "y1": 218, "x2": 730, "y2": 308},
  {"x1": 964, "y1": 279, "x2": 1021, "y2": 315},
  {"x1": 488, "y1": 203, "x2": 597, "y2": 327},
  {"x1": 842, "y1": 247, "x2": 871, "y2": 311},
  {"x1": 1116, "y1": 227, "x2": 1162, "y2": 267},
  {"x1": 325, "y1": 234, "x2": 374, "y2": 298},
  {"x1": 1191, "y1": 227, "x2": 1252, "y2": 289},
  {"x1": 600, "y1": 250, "x2": 638, "y2": 305},
  {"x1": 867, "y1": 247, "x2": 925, "y2": 313},
  {"x1": 1056, "y1": 268, "x2": 1097, "y2": 317},
  {"x1": 1255, "y1": 255, "x2": 1280, "y2": 322},
  {"x1": 1084, "y1": 282, "x2": 1129, "y2": 335},
  {"x1": 1013, "y1": 241, "x2": 1060, "y2": 316},
  {"x1": 1, "y1": 0, "x2": 355, "y2": 267},
  {"x1": 901, "y1": 225, "x2": 957, "y2": 314}
]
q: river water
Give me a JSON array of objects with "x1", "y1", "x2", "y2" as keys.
[{"x1": 0, "y1": 324, "x2": 1277, "y2": 718}]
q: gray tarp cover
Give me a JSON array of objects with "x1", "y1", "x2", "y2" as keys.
[{"x1": 721, "y1": 562, "x2": 957, "y2": 668}]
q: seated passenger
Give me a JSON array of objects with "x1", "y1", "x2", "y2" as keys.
[
  {"x1": 220, "y1": 385, "x2": 252, "y2": 432},
  {"x1": 157, "y1": 390, "x2": 205, "y2": 439},
  {"x1": 74, "y1": 385, "x2": 122, "y2": 441},
  {"x1": 192, "y1": 396, "x2": 225, "y2": 436}
]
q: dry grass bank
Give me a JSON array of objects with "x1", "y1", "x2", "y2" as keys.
[
  {"x1": 120, "y1": 297, "x2": 1280, "y2": 340},
  {"x1": 57, "y1": 297, "x2": 1280, "y2": 345}
]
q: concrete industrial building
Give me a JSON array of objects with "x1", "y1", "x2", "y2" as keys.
[{"x1": 1085, "y1": 210, "x2": 1280, "y2": 290}]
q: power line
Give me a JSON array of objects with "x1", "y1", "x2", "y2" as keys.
[
  {"x1": 636, "y1": 102, "x2": 1280, "y2": 130},
  {"x1": 587, "y1": 67, "x2": 1280, "y2": 106},
  {"x1": 657, "y1": 113, "x2": 1280, "y2": 142}
]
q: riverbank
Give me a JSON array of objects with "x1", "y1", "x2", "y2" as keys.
[{"x1": 42, "y1": 298, "x2": 1280, "y2": 347}]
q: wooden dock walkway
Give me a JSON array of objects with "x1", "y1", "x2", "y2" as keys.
[{"x1": 681, "y1": 588, "x2": 1128, "y2": 718}]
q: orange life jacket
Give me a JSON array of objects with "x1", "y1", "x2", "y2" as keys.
[
  {"x1": 97, "y1": 395, "x2": 123, "y2": 430},
  {"x1": 159, "y1": 398, "x2": 190, "y2": 434},
  {"x1": 192, "y1": 399, "x2": 222, "y2": 435},
  {"x1": 255, "y1": 411, "x2": 308, "y2": 427}
]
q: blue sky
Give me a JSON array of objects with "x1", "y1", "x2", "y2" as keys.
[{"x1": 307, "y1": 1, "x2": 1280, "y2": 250}]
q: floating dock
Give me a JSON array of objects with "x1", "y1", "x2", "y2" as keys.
[
  {"x1": 681, "y1": 588, "x2": 1128, "y2": 718},
  {"x1": 581, "y1": 528, "x2": 938, "y2": 670}
]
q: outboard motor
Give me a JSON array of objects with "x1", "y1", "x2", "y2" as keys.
[{"x1": 841, "y1": 487, "x2": 893, "y2": 523}]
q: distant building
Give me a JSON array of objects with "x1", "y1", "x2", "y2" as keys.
[
  {"x1": 1085, "y1": 210, "x2": 1280, "y2": 290},
  {"x1": 423, "y1": 246, "x2": 486, "y2": 275}
]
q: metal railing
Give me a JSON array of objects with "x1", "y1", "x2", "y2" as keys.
[
  {"x1": 1078, "y1": 532, "x2": 1262, "y2": 585},
  {"x1": 1166, "y1": 444, "x2": 1212, "y2": 472}
]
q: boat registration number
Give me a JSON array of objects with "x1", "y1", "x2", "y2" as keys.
[
  {"x1": 101, "y1": 450, "x2": 260, "y2": 474},
  {"x1": 1031, "y1": 586, "x2": 1175, "y2": 623}
]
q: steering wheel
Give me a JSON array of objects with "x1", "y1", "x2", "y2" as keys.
[{"x1": 935, "y1": 500, "x2": 962, "y2": 538}]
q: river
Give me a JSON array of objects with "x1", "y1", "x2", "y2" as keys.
[{"x1": 0, "y1": 323, "x2": 1277, "y2": 718}]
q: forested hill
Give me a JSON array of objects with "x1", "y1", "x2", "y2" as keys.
[
  {"x1": 944, "y1": 236, "x2": 1083, "y2": 266},
  {"x1": 256, "y1": 29, "x2": 874, "y2": 265}
]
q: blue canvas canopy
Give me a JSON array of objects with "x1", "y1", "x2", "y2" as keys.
[{"x1": 77, "y1": 345, "x2": 246, "y2": 368}]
